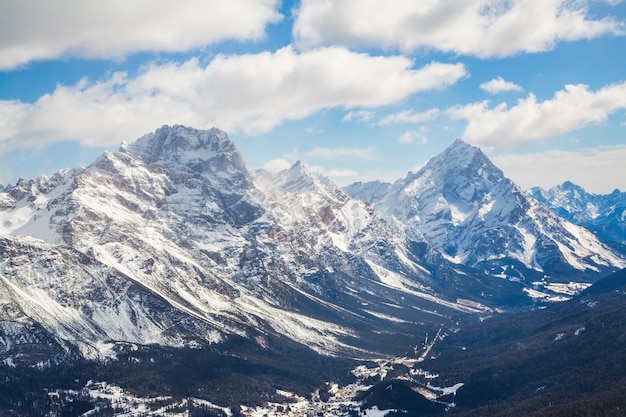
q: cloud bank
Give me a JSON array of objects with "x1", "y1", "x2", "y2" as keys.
[
  {"x1": 493, "y1": 145, "x2": 626, "y2": 193},
  {"x1": 293, "y1": 0, "x2": 623, "y2": 57},
  {"x1": 0, "y1": 0, "x2": 282, "y2": 69},
  {"x1": 0, "y1": 47, "x2": 467, "y2": 150},
  {"x1": 449, "y1": 82, "x2": 626, "y2": 148}
]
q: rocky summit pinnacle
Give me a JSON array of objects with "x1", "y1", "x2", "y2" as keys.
[{"x1": 121, "y1": 125, "x2": 247, "y2": 177}]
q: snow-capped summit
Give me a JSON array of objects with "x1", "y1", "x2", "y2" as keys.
[
  {"x1": 122, "y1": 125, "x2": 240, "y2": 166},
  {"x1": 530, "y1": 181, "x2": 626, "y2": 246},
  {"x1": 346, "y1": 139, "x2": 626, "y2": 281},
  {"x1": 265, "y1": 160, "x2": 316, "y2": 192},
  {"x1": 120, "y1": 125, "x2": 251, "y2": 189}
]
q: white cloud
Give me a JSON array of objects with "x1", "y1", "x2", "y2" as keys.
[
  {"x1": 398, "y1": 129, "x2": 428, "y2": 145},
  {"x1": 492, "y1": 145, "x2": 626, "y2": 194},
  {"x1": 480, "y1": 77, "x2": 523, "y2": 94},
  {"x1": 378, "y1": 108, "x2": 440, "y2": 125},
  {"x1": 0, "y1": 47, "x2": 467, "y2": 151},
  {"x1": 343, "y1": 110, "x2": 376, "y2": 123},
  {"x1": 326, "y1": 168, "x2": 359, "y2": 178},
  {"x1": 293, "y1": 0, "x2": 624, "y2": 58},
  {"x1": 448, "y1": 82, "x2": 626, "y2": 148},
  {"x1": 305, "y1": 146, "x2": 376, "y2": 160},
  {"x1": 262, "y1": 158, "x2": 293, "y2": 173},
  {"x1": 304, "y1": 164, "x2": 358, "y2": 184},
  {"x1": 0, "y1": 0, "x2": 282, "y2": 69}
]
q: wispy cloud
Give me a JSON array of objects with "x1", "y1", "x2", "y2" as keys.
[
  {"x1": 326, "y1": 168, "x2": 359, "y2": 178},
  {"x1": 493, "y1": 145, "x2": 626, "y2": 193},
  {"x1": 304, "y1": 146, "x2": 376, "y2": 160},
  {"x1": 480, "y1": 77, "x2": 523, "y2": 94},
  {"x1": 262, "y1": 158, "x2": 293, "y2": 173},
  {"x1": 0, "y1": 47, "x2": 467, "y2": 151},
  {"x1": 293, "y1": 0, "x2": 624, "y2": 57},
  {"x1": 398, "y1": 129, "x2": 428, "y2": 145},
  {"x1": 448, "y1": 82, "x2": 626, "y2": 148},
  {"x1": 0, "y1": 0, "x2": 283, "y2": 70},
  {"x1": 343, "y1": 110, "x2": 376, "y2": 123},
  {"x1": 378, "y1": 108, "x2": 440, "y2": 125}
]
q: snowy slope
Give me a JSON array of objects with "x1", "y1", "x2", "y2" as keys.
[
  {"x1": 346, "y1": 139, "x2": 625, "y2": 281},
  {"x1": 3, "y1": 127, "x2": 620, "y2": 365},
  {"x1": 1, "y1": 126, "x2": 500, "y2": 365},
  {"x1": 530, "y1": 181, "x2": 626, "y2": 246}
]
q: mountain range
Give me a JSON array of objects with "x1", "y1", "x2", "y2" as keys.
[
  {"x1": 0, "y1": 125, "x2": 625, "y2": 415},
  {"x1": 345, "y1": 139, "x2": 624, "y2": 285},
  {"x1": 530, "y1": 181, "x2": 626, "y2": 248}
]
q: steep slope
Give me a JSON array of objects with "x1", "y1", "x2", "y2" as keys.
[
  {"x1": 345, "y1": 139, "x2": 625, "y2": 285},
  {"x1": 0, "y1": 234, "x2": 224, "y2": 365},
  {"x1": 254, "y1": 161, "x2": 530, "y2": 308},
  {"x1": 1, "y1": 126, "x2": 362, "y2": 359},
  {"x1": 530, "y1": 181, "x2": 626, "y2": 247},
  {"x1": 2, "y1": 126, "x2": 508, "y2": 366}
]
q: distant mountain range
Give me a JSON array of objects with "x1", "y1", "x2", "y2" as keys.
[
  {"x1": 0, "y1": 125, "x2": 625, "y2": 415},
  {"x1": 530, "y1": 181, "x2": 626, "y2": 248}
]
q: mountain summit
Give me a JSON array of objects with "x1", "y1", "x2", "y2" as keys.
[{"x1": 345, "y1": 139, "x2": 625, "y2": 284}]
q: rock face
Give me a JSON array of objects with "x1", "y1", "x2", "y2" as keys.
[
  {"x1": 530, "y1": 181, "x2": 626, "y2": 247},
  {"x1": 344, "y1": 139, "x2": 625, "y2": 282},
  {"x1": 1, "y1": 127, "x2": 623, "y2": 365}
]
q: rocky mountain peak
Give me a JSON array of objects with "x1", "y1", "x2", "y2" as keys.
[
  {"x1": 418, "y1": 138, "x2": 503, "y2": 188},
  {"x1": 274, "y1": 160, "x2": 315, "y2": 192},
  {"x1": 120, "y1": 125, "x2": 247, "y2": 177}
]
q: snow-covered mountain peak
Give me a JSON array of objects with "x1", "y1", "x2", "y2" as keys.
[
  {"x1": 121, "y1": 125, "x2": 247, "y2": 178},
  {"x1": 345, "y1": 139, "x2": 626, "y2": 280},
  {"x1": 272, "y1": 160, "x2": 318, "y2": 193},
  {"x1": 408, "y1": 138, "x2": 504, "y2": 193}
]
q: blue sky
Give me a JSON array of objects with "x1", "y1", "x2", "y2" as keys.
[{"x1": 1, "y1": 0, "x2": 625, "y2": 193}]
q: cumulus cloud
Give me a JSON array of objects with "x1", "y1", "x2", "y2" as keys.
[
  {"x1": 480, "y1": 77, "x2": 523, "y2": 94},
  {"x1": 398, "y1": 128, "x2": 428, "y2": 145},
  {"x1": 448, "y1": 82, "x2": 626, "y2": 148},
  {"x1": 0, "y1": 0, "x2": 282, "y2": 69},
  {"x1": 378, "y1": 108, "x2": 440, "y2": 125},
  {"x1": 493, "y1": 145, "x2": 626, "y2": 193},
  {"x1": 293, "y1": 0, "x2": 624, "y2": 57},
  {"x1": 0, "y1": 47, "x2": 467, "y2": 151}
]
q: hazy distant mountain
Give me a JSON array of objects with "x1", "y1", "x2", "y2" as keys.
[{"x1": 530, "y1": 181, "x2": 626, "y2": 247}]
